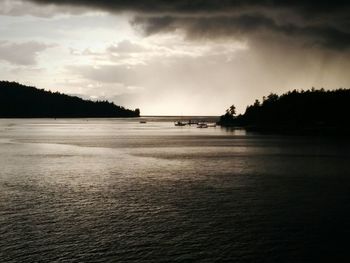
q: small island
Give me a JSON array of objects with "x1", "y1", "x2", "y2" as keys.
[
  {"x1": 0, "y1": 81, "x2": 140, "y2": 118},
  {"x1": 218, "y1": 88, "x2": 350, "y2": 135}
]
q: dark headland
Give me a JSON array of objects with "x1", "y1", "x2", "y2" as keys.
[
  {"x1": 0, "y1": 81, "x2": 140, "y2": 118},
  {"x1": 218, "y1": 88, "x2": 350, "y2": 135}
]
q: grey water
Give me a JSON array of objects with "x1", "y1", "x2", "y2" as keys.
[{"x1": 1, "y1": 118, "x2": 350, "y2": 262}]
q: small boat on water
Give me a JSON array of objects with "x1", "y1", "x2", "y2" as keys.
[
  {"x1": 139, "y1": 120, "x2": 147, "y2": 123},
  {"x1": 174, "y1": 121, "x2": 186, "y2": 126},
  {"x1": 197, "y1": 122, "x2": 208, "y2": 128},
  {"x1": 187, "y1": 120, "x2": 199, "y2": 125},
  {"x1": 207, "y1": 123, "x2": 217, "y2": 127}
]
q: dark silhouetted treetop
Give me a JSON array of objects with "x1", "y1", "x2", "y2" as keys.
[
  {"x1": 0, "y1": 81, "x2": 140, "y2": 118},
  {"x1": 219, "y1": 104, "x2": 236, "y2": 125}
]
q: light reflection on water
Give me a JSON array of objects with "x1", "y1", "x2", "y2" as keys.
[{"x1": 0, "y1": 118, "x2": 350, "y2": 262}]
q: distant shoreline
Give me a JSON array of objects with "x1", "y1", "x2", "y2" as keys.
[
  {"x1": 0, "y1": 81, "x2": 140, "y2": 118},
  {"x1": 141, "y1": 115, "x2": 220, "y2": 118},
  {"x1": 0, "y1": 116, "x2": 139, "y2": 119},
  {"x1": 218, "y1": 88, "x2": 350, "y2": 135}
]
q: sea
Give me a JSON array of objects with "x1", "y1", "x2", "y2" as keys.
[{"x1": 0, "y1": 117, "x2": 350, "y2": 262}]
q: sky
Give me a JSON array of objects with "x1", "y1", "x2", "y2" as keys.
[{"x1": 0, "y1": 0, "x2": 349, "y2": 115}]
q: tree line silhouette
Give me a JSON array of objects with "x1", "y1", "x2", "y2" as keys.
[
  {"x1": 0, "y1": 81, "x2": 140, "y2": 118},
  {"x1": 219, "y1": 88, "x2": 350, "y2": 134}
]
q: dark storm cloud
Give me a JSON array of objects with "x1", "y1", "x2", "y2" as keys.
[
  {"x1": 27, "y1": 0, "x2": 349, "y2": 15},
  {"x1": 132, "y1": 14, "x2": 350, "y2": 50},
  {"x1": 27, "y1": 0, "x2": 350, "y2": 50}
]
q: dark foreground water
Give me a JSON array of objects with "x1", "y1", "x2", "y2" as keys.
[{"x1": 1, "y1": 118, "x2": 350, "y2": 262}]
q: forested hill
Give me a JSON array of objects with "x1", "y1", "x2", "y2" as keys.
[
  {"x1": 0, "y1": 81, "x2": 140, "y2": 118},
  {"x1": 219, "y1": 88, "x2": 350, "y2": 134}
]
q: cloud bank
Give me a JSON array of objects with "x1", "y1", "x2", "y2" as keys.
[
  {"x1": 0, "y1": 41, "x2": 52, "y2": 65},
  {"x1": 25, "y1": 0, "x2": 350, "y2": 51}
]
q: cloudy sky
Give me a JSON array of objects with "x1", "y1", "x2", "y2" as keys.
[{"x1": 0, "y1": 0, "x2": 349, "y2": 115}]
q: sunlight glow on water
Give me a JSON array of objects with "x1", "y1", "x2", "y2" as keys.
[{"x1": 0, "y1": 118, "x2": 350, "y2": 262}]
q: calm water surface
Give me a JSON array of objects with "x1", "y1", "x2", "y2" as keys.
[{"x1": 0, "y1": 118, "x2": 350, "y2": 262}]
